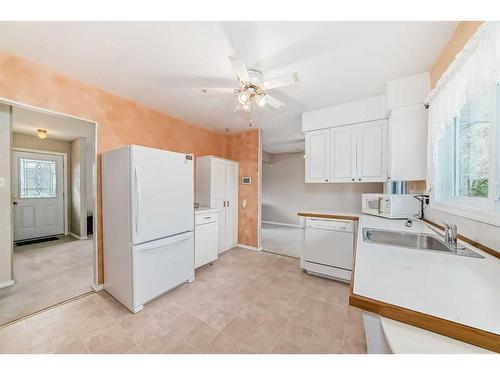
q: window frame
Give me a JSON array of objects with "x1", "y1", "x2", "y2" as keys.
[{"x1": 432, "y1": 84, "x2": 500, "y2": 226}]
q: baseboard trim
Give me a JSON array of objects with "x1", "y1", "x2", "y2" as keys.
[
  {"x1": 70, "y1": 232, "x2": 88, "y2": 240},
  {"x1": 0, "y1": 279, "x2": 15, "y2": 289},
  {"x1": 262, "y1": 220, "x2": 303, "y2": 228},
  {"x1": 92, "y1": 284, "x2": 104, "y2": 292},
  {"x1": 238, "y1": 244, "x2": 260, "y2": 251}
]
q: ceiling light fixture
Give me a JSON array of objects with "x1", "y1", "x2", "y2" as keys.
[{"x1": 37, "y1": 128, "x2": 48, "y2": 140}]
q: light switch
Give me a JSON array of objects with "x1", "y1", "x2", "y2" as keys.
[{"x1": 0, "y1": 178, "x2": 5, "y2": 187}]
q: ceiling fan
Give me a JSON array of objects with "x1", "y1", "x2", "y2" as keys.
[{"x1": 204, "y1": 55, "x2": 300, "y2": 113}]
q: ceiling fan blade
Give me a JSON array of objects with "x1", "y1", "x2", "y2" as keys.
[
  {"x1": 202, "y1": 88, "x2": 239, "y2": 95},
  {"x1": 229, "y1": 55, "x2": 250, "y2": 83},
  {"x1": 265, "y1": 95, "x2": 286, "y2": 111},
  {"x1": 263, "y1": 72, "x2": 300, "y2": 90}
]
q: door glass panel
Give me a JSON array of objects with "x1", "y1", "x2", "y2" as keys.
[{"x1": 19, "y1": 158, "x2": 57, "y2": 198}]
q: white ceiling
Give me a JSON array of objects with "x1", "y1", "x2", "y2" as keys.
[
  {"x1": 0, "y1": 21, "x2": 457, "y2": 153},
  {"x1": 12, "y1": 106, "x2": 95, "y2": 143}
]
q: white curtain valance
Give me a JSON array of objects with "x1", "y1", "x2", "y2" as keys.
[{"x1": 426, "y1": 21, "x2": 500, "y2": 188}]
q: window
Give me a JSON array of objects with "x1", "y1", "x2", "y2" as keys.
[
  {"x1": 435, "y1": 84, "x2": 500, "y2": 215},
  {"x1": 19, "y1": 158, "x2": 57, "y2": 198}
]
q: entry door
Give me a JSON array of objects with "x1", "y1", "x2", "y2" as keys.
[
  {"x1": 12, "y1": 151, "x2": 65, "y2": 241},
  {"x1": 225, "y1": 162, "x2": 239, "y2": 248}
]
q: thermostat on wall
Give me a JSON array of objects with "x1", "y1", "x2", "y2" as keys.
[{"x1": 242, "y1": 176, "x2": 252, "y2": 184}]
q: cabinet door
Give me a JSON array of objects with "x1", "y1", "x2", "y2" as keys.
[
  {"x1": 305, "y1": 129, "x2": 330, "y2": 183},
  {"x1": 211, "y1": 159, "x2": 227, "y2": 252},
  {"x1": 195, "y1": 222, "x2": 218, "y2": 268},
  {"x1": 356, "y1": 120, "x2": 387, "y2": 182},
  {"x1": 330, "y1": 126, "x2": 357, "y2": 182},
  {"x1": 225, "y1": 162, "x2": 239, "y2": 248},
  {"x1": 388, "y1": 105, "x2": 427, "y2": 181}
]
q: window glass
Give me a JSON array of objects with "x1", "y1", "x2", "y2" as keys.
[
  {"x1": 455, "y1": 95, "x2": 490, "y2": 198},
  {"x1": 19, "y1": 158, "x2": 57, "y2": 198}
]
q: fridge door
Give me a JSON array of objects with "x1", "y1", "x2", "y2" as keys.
[
  {"x1": 130, "y1": 145, "x2": 194, "y2": 245},
  {"x1": 132, "y1": 231, "x2": 194, "y2": 308}
]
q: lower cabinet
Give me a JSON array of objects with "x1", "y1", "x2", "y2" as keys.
[{"x1": 194, "y1": 211, "x2": 218, "y2": 269}]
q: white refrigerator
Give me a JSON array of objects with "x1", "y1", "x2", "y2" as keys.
[{"x1": 102, "y1": 145, "x2": 194, "y2": 313}]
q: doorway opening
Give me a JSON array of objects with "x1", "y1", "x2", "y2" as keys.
[
  {"x1": 0, "y1": 103, "x2": 97, "y2": 327},
  {"x1": 260, "y1": 151, "x2": 305, "y2": 258}
]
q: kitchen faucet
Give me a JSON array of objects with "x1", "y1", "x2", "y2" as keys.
[{"x1": 405, "y1": 217, "x2": 461, "y2": 252}]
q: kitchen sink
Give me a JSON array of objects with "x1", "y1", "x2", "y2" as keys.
[{"x1": 362, "y1": 228, "x2": 484, "y2": 258}]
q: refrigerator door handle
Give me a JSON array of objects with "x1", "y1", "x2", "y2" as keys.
[
  {"x1": 134, "y1": 231, "x2": 193, "y2": 252},
  {"x1": 135, "y1": 166, "x2": 141, "y2": 236}
]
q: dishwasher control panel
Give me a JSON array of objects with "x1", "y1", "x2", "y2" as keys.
[{"x1": 305, "y1": 218, "x2": 354, "y2": 232}]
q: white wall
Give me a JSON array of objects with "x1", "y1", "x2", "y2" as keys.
[
  {"x1": 262, "y1": 152, "x2": 383, "y2": 225},
  {"x1": 0, "y1": 104, "x2": 13, "y2": 287},
  {"x1": 70, "y1": 138, "x2": 87, "y2": 237}
]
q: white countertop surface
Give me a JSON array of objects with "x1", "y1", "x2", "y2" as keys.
[{"x1": 298, "y1": 209, "x2": 362, "y2": 218}]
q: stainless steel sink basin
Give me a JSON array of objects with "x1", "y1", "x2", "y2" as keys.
[{"x1": 362, "y1": 228, "x2": 484, "y2": 258}]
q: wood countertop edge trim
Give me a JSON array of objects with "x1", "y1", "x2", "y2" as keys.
[{"x1": 297, "y1": 212, "x2": 360, "y2": 221}]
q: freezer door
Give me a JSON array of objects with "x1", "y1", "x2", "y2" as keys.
[
  {"x1": 130, "y1": 145, "x2": 194, "y2": 245},
  {"x1": 132, "y1": 231, "x2": 194, "y2": 307}
]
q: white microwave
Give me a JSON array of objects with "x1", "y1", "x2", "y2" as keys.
[{"x1": 361, "y1": 194, "x2": 420, "y2": 219}]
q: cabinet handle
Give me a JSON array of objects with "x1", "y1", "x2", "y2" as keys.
[
  {"x1": 227, "y1": 200, "x2": 230, "y2": 207},
  {"x1": 223, "y1": 201, "x2": 226, "y2": 207},
  {"x1": 325, "y1": 179, "x2": 328, "y2": 182},
  {"x1": 351, "y1": 178, "x2": 355, "y2": 181},
  {"x1": 358, "y1": 178, "x2": 362, "y2": 181},
  {"x1": 204, "y1": 216, "x2": 211, "y2": 219}
]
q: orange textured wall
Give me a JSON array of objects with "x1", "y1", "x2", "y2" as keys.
[
  {"x1": 0, "y1": 50, "x2": 258, "y2": 283},
  {"x1": 226, "y1": 129, "x2": 260, "y2": 248},
  {"x1": 431, "y1": 21, "x2": 483, "y2": 88}
]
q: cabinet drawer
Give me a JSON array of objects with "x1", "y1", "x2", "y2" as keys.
[{"x1": 195, "y1": 213, "x2": 217, "y2": 226}]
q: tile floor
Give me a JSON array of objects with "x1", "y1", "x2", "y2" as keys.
[
  {"x1": 261, "y1": 222, "x2": 305, "y2": 258},
  {"x1": 0, "y1": 247, "x2": 366, "y2": 354},
  {"x1": 0, "y1": 236, "x2": 94, "y2": 326}
]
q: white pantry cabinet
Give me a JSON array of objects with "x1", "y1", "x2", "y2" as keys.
[
  {"x1": 195, "y1": 156, "x2": 239, "y2": 253},
  {"x1": 194, "y1": 209, "x2": 218, "y2": 268},
  {"x1": 304, "y1": 120, "x2": 387, "y2": 183}
]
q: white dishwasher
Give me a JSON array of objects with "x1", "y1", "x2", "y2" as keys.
[{"x1": 301, "y1": 217, "x2": 355, "y2": 283}]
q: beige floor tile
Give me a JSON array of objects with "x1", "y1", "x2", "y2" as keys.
[
  {"x1": 183, "y1": 321, "x2": 220, "y2": 351},
  {"x1": 270, "y1": 339, "x2": 303, "y2": 354},
  {"x1": 0, "y1": 321, "x2": 32, "y2": 354},
  {"x1": 203, "y1": 332, "x2": 252, "y2": 354},
  {"x1": 140, "y1": 330, "x2": 182, "y2": 354},
  {"x1": 80, "y1": 324, "x2": 138, "y2": 354},
  {"x1": 167, "y1": 312, "x2": 203, "y2": 338},
  {"x1": 223, "y1": 317, "x2": 277, "y2": 353},
  {"x1": 170, "y1": 339, "x2": 199, "y2": 354},
  {"x1": 278, "y1": 320, "x2": 314, "y2": 348},
  {"x1": 202, "y1": 308, "x2": 235, "y2": 331}
]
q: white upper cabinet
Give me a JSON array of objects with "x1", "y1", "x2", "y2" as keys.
[
  {"x1": 303, "y1": 94, "x2": 388, "y2": 184},
  {"x1": 388, "y1": 104, "x2": 427, "y2": 181},
  {"x1": 385, "y1": 72, "x2": 429, "y2": 181},
  {"x1": 305, "y1": 129, "x2": 330, "y2": 183},
  {"x1": 356, "y1": 120, "x2": 387, "y2": 182},
  {"x1": 330, "y1": 125, "x2": 357, "y2": 182}
]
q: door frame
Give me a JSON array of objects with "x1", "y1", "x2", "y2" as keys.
[
  {"x1": 12, "y1": 147, "x2": 69, "y2": 237},
  {"x1": 1, "y1": 96, "x2": 100, "y2": 289}
]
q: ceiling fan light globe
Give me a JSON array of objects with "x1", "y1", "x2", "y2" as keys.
[
  {"x1": 238, "y1": 92, "x2": 249, "y2": 105},
  {"x1": 242, "y1": 103, "x2": 250, "y2": 112}
]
